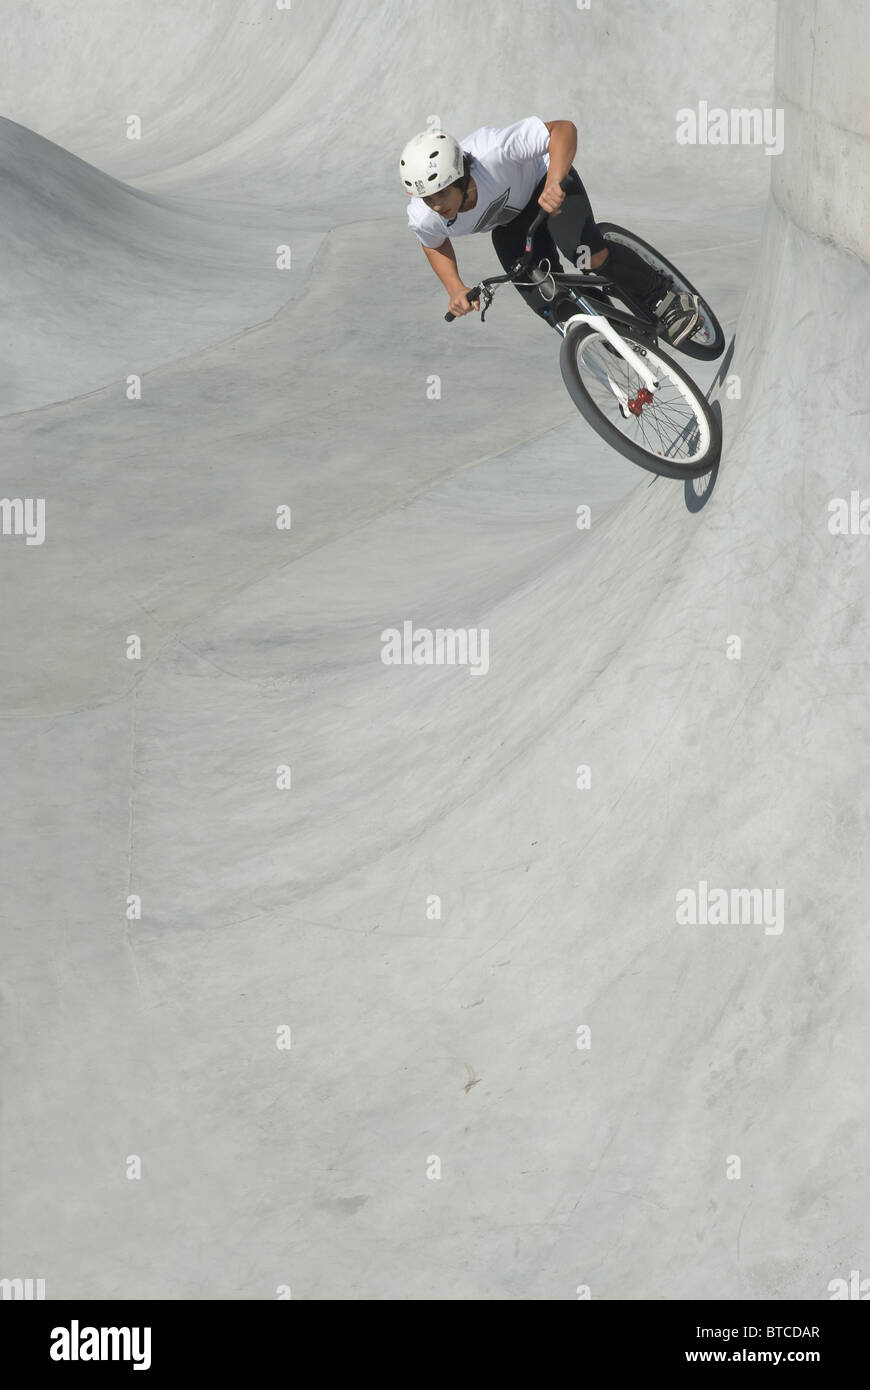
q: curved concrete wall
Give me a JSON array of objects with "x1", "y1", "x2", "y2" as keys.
[
  {"x1": 1, "y1": 0, "x2": 776, "y2": 192},
  {"x1": 773, "y1": 0, "x2": 870, "y2": 260},
  {"x1": 3, "y1": 0, "x2": 869, "y2": 1304}
]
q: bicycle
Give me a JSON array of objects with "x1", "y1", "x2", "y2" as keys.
[{"x1": 446, "y1": 180, "x2": 725, "y2": 479}]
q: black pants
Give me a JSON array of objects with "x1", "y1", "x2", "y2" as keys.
[{"x1": 491, "y1": 167, "x2": 661, "y2": 323}]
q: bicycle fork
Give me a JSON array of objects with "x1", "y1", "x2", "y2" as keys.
[{"x1": 557, "y1": 300, "x2": 661, "y2": 413}]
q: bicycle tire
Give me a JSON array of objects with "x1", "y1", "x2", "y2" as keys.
[
  {"x1": 597, "y1": 222, "x2": 726, "y2": 362},
  {"x1": 560, "y1": 323, "x2": 721, "y2": 479}
]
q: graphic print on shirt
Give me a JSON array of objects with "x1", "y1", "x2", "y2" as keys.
[{"x1": 469, "y1": 187, "x2": 524, "y2": 233}]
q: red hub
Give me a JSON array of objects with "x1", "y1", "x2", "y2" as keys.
[{"x1": 627, "y1": 387, "x2": 654, "y2": 416}]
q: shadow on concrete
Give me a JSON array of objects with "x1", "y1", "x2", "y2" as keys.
[{"x1": 682, "y1": 332, "x2": 736, "y2": 510}]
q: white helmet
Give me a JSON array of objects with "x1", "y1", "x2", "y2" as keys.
[{"x1": 399, "y1": 131, "x2": 465, "y2": 197}]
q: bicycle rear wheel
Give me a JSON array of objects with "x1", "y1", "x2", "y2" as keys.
[
  {"x1": 597, "y1": 222, "x2": 726, "y2": 361},
  {"x1": 560, "y1": 322, "x2": 721, "y2": 478}
]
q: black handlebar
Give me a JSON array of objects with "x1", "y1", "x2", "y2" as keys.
[{"x1": 445, "y1": 176, "x2": 572, "y2": 322}]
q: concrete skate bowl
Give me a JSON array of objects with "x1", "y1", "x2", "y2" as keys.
[{"x1": 1, "y1": 0, "x2": 868, "y2": 1302}]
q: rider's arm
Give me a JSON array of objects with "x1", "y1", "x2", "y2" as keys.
[
  {"x1": 422, "y1": 238, "x2": 477, "y2": 315},
  {"x1": 544, "y1": 120, "x2": 578, "y2": 182},
  {"x1": 421, "y1": 237, "x2": 464, "y2": 292}
]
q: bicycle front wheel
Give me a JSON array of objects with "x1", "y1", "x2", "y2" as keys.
[{"x1": 560, "y1": 323, "x2": 721, "y2": 479}]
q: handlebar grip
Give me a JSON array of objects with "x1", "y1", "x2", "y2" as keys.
[{"x1": 445, "y1": 287, "x2": 481, "y2": 323}]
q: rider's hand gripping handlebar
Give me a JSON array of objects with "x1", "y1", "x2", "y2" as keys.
[{"x1": 444, "y1": 288, "x2": 481, "y2": 323}]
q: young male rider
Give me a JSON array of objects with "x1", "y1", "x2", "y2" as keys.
[{"x1": 400, "y1": 118, "x2": 701, "y2": 345}]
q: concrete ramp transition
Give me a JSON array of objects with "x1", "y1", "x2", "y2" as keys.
[{"x1": 0, "y1": 0, "x2": 867, "y2": 1300}]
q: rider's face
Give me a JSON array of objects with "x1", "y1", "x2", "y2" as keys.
[{"x1": 423, "y1": 183, "x2": 464, "y2": 221}]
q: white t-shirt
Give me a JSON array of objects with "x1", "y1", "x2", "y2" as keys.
[{"x1": 406, "y1": 117, "x2": 551, "y2": 249}]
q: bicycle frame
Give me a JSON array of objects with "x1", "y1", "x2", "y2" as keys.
[
  {"x1": 473, "y1": 269, "x2": 662, "y2": 394},
  {"x1": 451, "y1": 185, "x2": 662, "y2": 393}
]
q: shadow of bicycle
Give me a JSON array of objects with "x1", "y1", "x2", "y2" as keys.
[{"x1": 678, "y1": 332, "x2": 737, "y2": 511}]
